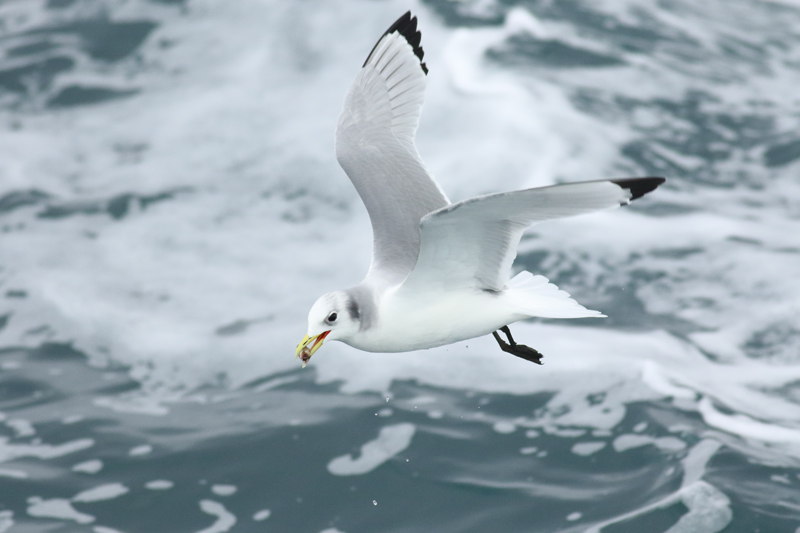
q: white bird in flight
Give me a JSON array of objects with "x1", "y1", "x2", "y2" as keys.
[{"x1": 297, "y1": 12, "x2": 664, "y2": 366}]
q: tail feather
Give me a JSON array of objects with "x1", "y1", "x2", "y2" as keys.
[{"x1": 506, "y1": 271, "x2": 605, "y2": 319}]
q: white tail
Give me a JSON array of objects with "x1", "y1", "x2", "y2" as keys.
[{"x1": 506, "y1": 271, "x2": 606, "y2": 319}]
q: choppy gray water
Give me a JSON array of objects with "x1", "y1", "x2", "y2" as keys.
[{"x1": 1, "y1": 0, "x2": 800, "y2": 531}]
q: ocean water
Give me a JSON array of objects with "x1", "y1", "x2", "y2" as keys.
[{"x1": 1, "y1": 0, "x2": 800, "y2": 531}]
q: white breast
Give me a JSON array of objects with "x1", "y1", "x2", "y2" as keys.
[{"x1": 344, "y1": 288, "x2": 522, "y2": 353}]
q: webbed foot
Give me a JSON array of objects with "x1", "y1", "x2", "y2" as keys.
[{"x1": 492, "y1": 325, "x2": 544, "y2": 365}]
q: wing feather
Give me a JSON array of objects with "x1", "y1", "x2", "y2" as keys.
[
  {"x1": 335, "y1": 12, "x2": 448, "y2": 285},
  {"x1": 398, "y1": 178, "x2": 665, "y2": 294}
]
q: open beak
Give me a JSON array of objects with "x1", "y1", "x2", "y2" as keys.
[{"x1": 296, "y1": 331, "x2": 330, "y2": 367}]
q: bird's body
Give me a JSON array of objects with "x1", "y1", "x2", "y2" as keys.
[
  {"x1": 297, "y1": 12, "x2": 665, "y2": 364},
  {"x1": 342, "y1": 283, "x2": 520, "y2": 353}
]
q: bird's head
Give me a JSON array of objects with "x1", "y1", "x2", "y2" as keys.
[{"x1": 296, "y1": 290, "x2": 361, "y2": 366}]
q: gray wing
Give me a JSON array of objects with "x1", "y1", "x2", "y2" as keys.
[
  {"x1": 397, "y1": 178, "x2": 666, "y2": 294},
  {"x1": 336, "y1": 12, "x2": 449, "y2": 286}
]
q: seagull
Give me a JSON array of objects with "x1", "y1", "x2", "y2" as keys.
[{"x1": 296, "y1": 12, "x2": 664, "y2": 366}]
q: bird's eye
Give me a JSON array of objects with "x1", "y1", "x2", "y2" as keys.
[{"x1": 327, "y1": 312, "x2": 338, "y2": 323}]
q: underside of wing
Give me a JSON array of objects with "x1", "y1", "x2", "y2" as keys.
[
  {"x1": 399, "y1": 177, "x2": 666, "y2": 293},
  {"x1": 336, "y1": 12, "x2": 449, "y2": 285}
]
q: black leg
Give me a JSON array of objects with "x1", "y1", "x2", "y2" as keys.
[
  {"x1": 492, "y1": 326, "x2": 544, "y2": 365},
  {"x1": 500, "y1": 326, "x2": 515, "y2": 344}
]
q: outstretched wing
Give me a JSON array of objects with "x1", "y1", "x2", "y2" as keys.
[
  {"x1": 336, "y1": 12, "x2": 449, "y2": 286},
  {"x1": 398, "y1": 178, "x2": 666, "y2": 293}
]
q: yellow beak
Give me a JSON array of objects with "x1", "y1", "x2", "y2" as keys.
[{"x1": 296, "y1": 331, "x2": 330, "y2": 367}]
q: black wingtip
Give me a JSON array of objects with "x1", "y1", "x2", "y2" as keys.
[
  {"x1": 611, "y1": 177, "x2": 666, "y2": 201},
  {"x1": 363, "y1": 11, "x2": 429, "y2": 75}
]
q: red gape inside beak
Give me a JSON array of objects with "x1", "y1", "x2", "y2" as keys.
[{"x1": 310, "y1": 330, "x2": 330, "y2": 351}]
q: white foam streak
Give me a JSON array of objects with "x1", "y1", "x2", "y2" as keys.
[
  {"x1": 0, "y1": 511, "x2": 11, "y2": 533},
  {"x1": 663, "y1": 483, "x2": 732, "y2": 533},
  {"x1": 0, "y1": 469, "x2": 27, "y2": 479},
  {"x1": 613, "y1": 434, "x2": 686, "y2": 452},
  {"x1": 327, "y1": 423, "x2": 415, "y2": 476},
  {"x1": 72, "y1": 483, "x2": 129, "y2": 503},
  {"x1": 145, "y1": 480, "x2": 174, "y2": 490},
  {"x1": 27, "y1": 497, "x2": 94, "y2": 525},
  {"x1": 72, "y1": 460, "x2": 103, "y2": 474},
  {"x1": 586, "y1": 439, "x2": 730, "y2": 532},
  {"x1": 0, "y1": 438, "x2": 94, "y2": 463},
  {"x1": 699, "y1": 398, "x2": 800, "y2": 445},
  {"x1": 682, "y1": 439, "x2": 722, "y2": 488},
  {"x1": 196, "y1": 500, "x2": 236, "y2": 533}
]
